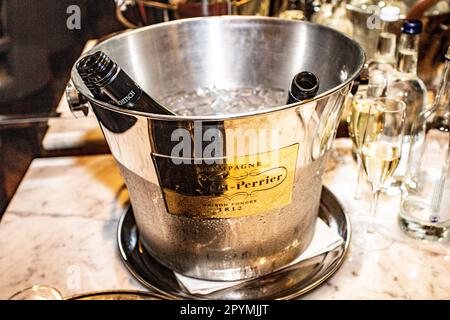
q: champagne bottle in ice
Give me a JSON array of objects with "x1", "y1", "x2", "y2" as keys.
[
  {"x1": 287, "y1": 71, "x2": 320, "y2": 104},
  {"x1": 399, "y1": 46, "x2": 450, "y2": 241},
  {"x1": 76, "y1": 51, "x2": 175, "y2": 115},
  {"x1": 384, "y1": 20, "x2": 428, "y2": 194}
]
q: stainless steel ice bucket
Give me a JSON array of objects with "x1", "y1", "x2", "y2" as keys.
[{"x1": 67, "y1": 17, "x2": 364, "y2": 281}]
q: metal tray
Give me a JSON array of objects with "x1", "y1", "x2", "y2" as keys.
[
  {"x1": 117, "y1": 186, "x2": 350, "y2": 300},
  {"x1": 69, "y1": 290, "x2": 166, "y2": 300}
]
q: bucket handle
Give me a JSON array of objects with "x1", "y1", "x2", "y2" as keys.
[{"x1": 65, "y1": 81, "x2": 90, "y2": 118}]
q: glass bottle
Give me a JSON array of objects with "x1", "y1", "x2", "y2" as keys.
[
  {"x1": 367, "y1": 6, "x2": 400, "y2": 82},
  {"x1": 399, "y1": 46, "x2": 450, "y2": 241},
  {"x1": 384, "y1": 20, "x2": 428, "y2": 194},
  {"x1": 287, "y1": 71, "x2": 320, "y2": 103},
  {"x1": 76, "y1": 51, "x2": 175, "y2": 115}
]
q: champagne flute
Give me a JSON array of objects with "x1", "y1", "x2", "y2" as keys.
[
  {"x1": 353, "y1": 97, "x2": 406, "y2": 251},
  {"x1": 9, "y1": 285, "x2": 63, "y2": 300},
  {"x1": 348, "y1": 71, "x2": 388, "y2": 201},
  {"x1": 348, "y1": 94, "x2": 372, "y2": 201}
]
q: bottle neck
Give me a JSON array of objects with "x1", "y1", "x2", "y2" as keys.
[
  {"x1": 397, "y1": 33, "x2": 420, "y2": 74},
  {"x1": 77, "y1": 51, "x2": 174, "y2": 115},
  {"x1": 287, "y1": 72, "x2": 320, "y2": 103}
]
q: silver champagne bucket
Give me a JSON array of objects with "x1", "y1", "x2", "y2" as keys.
[{"x1": 66, "y1": 17, "x2": 364, "y2": 281}]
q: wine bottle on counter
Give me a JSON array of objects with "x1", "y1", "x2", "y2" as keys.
[
  {"x1": 384, "y1": 20, "x2": 427, "y2": 192},
  {"x1": 287, "y1": 71, "x2": 320, "y2": 104},
  {"x1": 367, "y1": 6, "x2": 400, "y2": 75},
  {"x1": 76, "y1": 51, "x2": 176, "y2": 115},
  {"x1": 399, "y1": 46, "x2": 450, "y2": 241}
]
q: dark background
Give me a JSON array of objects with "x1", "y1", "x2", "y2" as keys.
[{"x1": 0, "y1": 0, "x2": 125, "y2": 214}]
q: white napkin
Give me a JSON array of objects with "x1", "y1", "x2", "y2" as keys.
[{"x1": 174, "y1": 218, "x2": 343, "y2": 295}]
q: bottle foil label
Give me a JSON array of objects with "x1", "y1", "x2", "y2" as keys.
[{"x1": 152, "y1": 144, "x2": 299, "y2": 219}]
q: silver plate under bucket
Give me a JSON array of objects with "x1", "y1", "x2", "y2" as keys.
[{"x1": 117, "y1": 187, "x2": 350, "y2": 300}]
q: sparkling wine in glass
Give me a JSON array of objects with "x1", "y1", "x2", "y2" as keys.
[
  {"x1": 361, "y1": 142, "x2": 401, "y2": 195},
  {"x1": 349, "y1": 98, "x2": 383, "y2": 200},
  {"x1": 353, "y1": 97, "x2": 406, "y2": 251},
  {"x1": 348, "y1": 74, "x2": 387, "y2": 200}
]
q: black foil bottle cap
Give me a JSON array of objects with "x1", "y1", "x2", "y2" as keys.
[
  {"x1": 289, "y1": 71, "x2": 320, "y2": 103},
  {"x1": 76, "y1": 51, "x2": 119, "y2": 88}
]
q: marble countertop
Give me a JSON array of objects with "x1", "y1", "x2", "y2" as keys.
[{"x1": 0, "y1": 140, "x2": 449, "y2": 300}]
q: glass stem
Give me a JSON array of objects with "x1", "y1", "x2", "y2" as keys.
[
  {"x1": 354, "y1": 153, "x2": 364, "y2": 200},
  {"x1": 367, "y1": 189, "x2": 381, "y2": 234}
]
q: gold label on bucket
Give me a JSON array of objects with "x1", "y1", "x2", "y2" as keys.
[{"x1": 154, "y1": 144, "x2": 299, "y2": 219}]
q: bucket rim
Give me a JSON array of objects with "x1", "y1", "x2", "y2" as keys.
[{"x1": 70, "y1": 16, "x2": 365, "y2": 121}]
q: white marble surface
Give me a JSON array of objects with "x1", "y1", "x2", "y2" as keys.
[
  {"x1": 305, "y1": 140, "x2": 450, "y2": 299},
  {"x1": 0, "y1": 156, "x2": 145, "y2": 299},
  {"x1": 0, "y1": 141, "x2": 449, "y2": 300}
]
